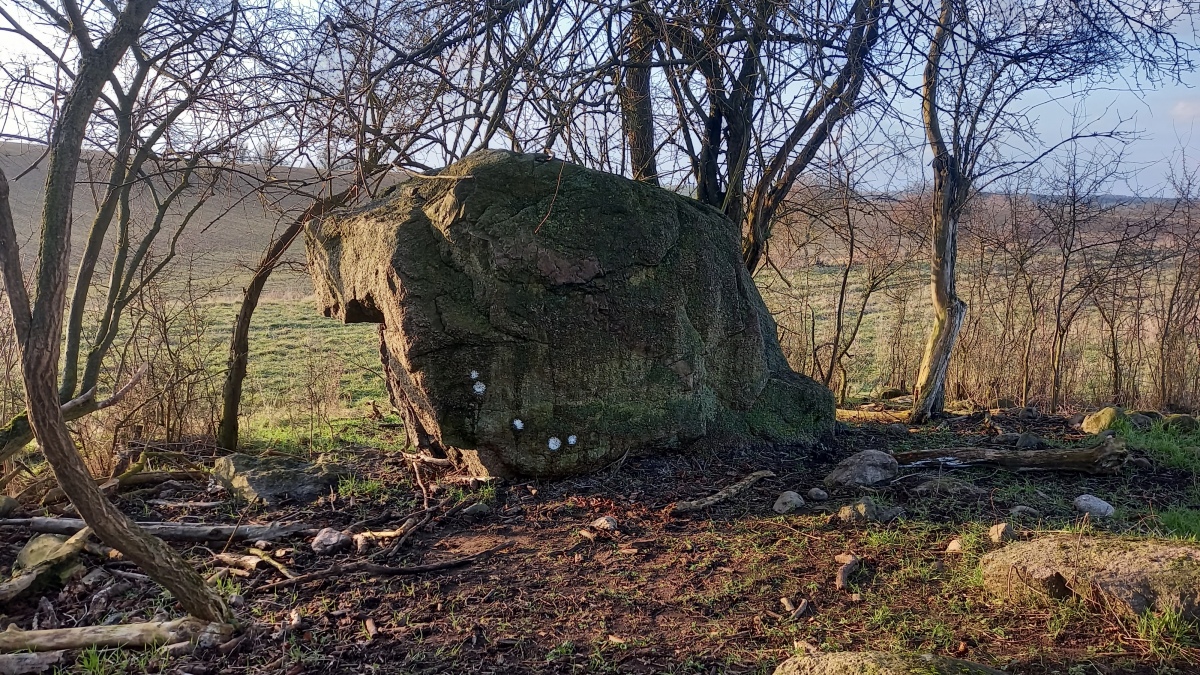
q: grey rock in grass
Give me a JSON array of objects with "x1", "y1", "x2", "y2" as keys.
[
  {"x1": 772, "y1": 651, "x2": 1005, "y2": 675},
  {"x1": 806, "y1": 487, "x2": 829, "y2": 502},
  {"x1": 980, "y1": 535, "x2": 1200, "y2": 620},
  {"x1": 885, "y1": 423, "x2": 909, "y2": 437},
  {"x1": 988, "y1": 522, "x2": 1016, "y2": 544},
  {"x1": 462, "y1": 502, "x2": 492, "y2": 517},
  {"x1": 213, "y1": 453, "x2": 348, "y2": 505},
  {"x1": 773, "y1": 491, "x2": 805, "y2": 514},
  {"x1": 1073, "y1": 494, "x2": 1115, "y2": 518},
  {"x1": 590, "y1": 516, "x2": 619, "y2": 532},
  {"x1": 1127, "y1": 413, "x2": 1153, "y2": 431},
  {"x1": 837, "y1": 497, "x2": 880, "y2": 524},
  {"x1": 994, "y1": 432, "x2": 1022, "y2": 445},
  {"x1": 824, "y1": 450, "x2": 898, "y2": 488},
  {"x1": 1015, "y1": 432, "x2": 1043, "y2": 450},
  {"x1": 1009, "y1": 505, "x2": 1041, "y2": 519},
  {"x1": 310, "y1": 528, "x2": 351, "y2": 555},
  {"x1": 306, "y1": 149, "x2": 834, "y2": 479},
  {"x1": 1163, "y1": 414, "x2": 1199, "y2": 433},
  {"x1": 1081, "y1": 406, "x2": 1125, "y2": 434}
]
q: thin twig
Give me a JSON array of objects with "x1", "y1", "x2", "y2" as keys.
[{"x1": 254, "y1": 542, "x2": 510, "y2": 593}]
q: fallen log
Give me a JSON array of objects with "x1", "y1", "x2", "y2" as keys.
[
  {"x1": 893, "y1": 437, "x2": 1128, "y2": 474},
  {"x1": 41, "y1": 471, "x2": 206, "y2": 505},
  {"x1": 0, "y1": 650, "x2": 64, "y2": 674},
  {"x1": 0, "y1": 617, "x2": 232, "y2": 653},
  {"x1": 0, "y1": 517, "x2": 314, "y2": 541},
  {"x1": 670, "y1": 470, "x2": 776, "y2": 514}
]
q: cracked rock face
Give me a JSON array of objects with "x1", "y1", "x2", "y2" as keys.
[{"x1": 306, "y1": 149, "x2": 834, "y2": 478}]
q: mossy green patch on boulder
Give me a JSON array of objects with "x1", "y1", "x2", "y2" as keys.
[
  {"x1": 980, "y1": 535, "x2": 1200, "y2": 620},
  {"x1": 306, "y1": 150, "x2": 834, "y2": 477},
  {"x1": 1081, "y1": 406, "x2": 1125, "y2": 434},
  {"x1": 1162, "y1": 414, "x2": 1198, "y2": 433},
  {"x1": 772, "y1": 652, "x2": 1005, "y2": 674}
]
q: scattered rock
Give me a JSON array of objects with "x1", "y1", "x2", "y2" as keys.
[
  {"x1": 1015, "y1": 432, "x2": 1042, "y2": 450},
  {"x1": 590, "y1": 516, "x2": 620, "y2": 532},
  {"x1": 1073, "y1": 494, "x2": 1115, "y2": 518},
  {"x1": 945, "y1": 538, "x2": 963, "y2": 553},
  {"x1": 1127, "y1": 413, "x2": 1153, "y2": 431},
  {"x1": 1081, "y1": 406, "x2": 1125, "y2": 434},
  {"x1": 306, "y1": 149, "x2": 834, "y2": 478},
  {"x1": 994, "y1": 432, "x2": 1022, "y2": 445},
  {"x1": 878, "y1": 506, "x2": 905, "y2": 522},
  {"x1": 1017, "y1": 406, "x2": 1039, "y2": 421},
  {"x1": 1128, "y1": 456, "x2": 1153, "y2": 470},
  {"x1": 834, "y1": 553, "x2": 861, "y2": 590},
  {"x1": 823, "y1": 450, "x2": 898, "y2": 488},
  {"x1": 0, "y1": 495, "x2": 19, "y2": 518},
  {"x1": 228, "y1": 594, "x2": 245, "y2": 608},
  {"x1": 914, "y1": 477, "x2": 987, "y2": 498},
  {"x1": 310, "y1": 528, "x2": 351, "y2": 555},
  {"x1": 0, "y1": 651, "x2": 65, "y2": 674},
  {"x1": 806, "y1": 487, "x2": 829, "y2": 501},
  {"x1": 885, "y1": 423, "x2": 909, "y2": 437},
  {"x1": 772, "y1": 651, "x2": 1004, "y2": 675},
  {"x1": 988, "y1": 523, "x2": 1016, "y2": 544},
  {"x1": 837, "y1": 497, "x2": 880, "y2": 524},
  {"x1": 1067, "y1": 412, "x2": 1086, "y2": 428},
  {"x1": 1163, "y1": 414, "x2": 1198, "y2": 433},
  {"x1": 1009, "y1": 505, "x2": 1041, "y2": 519},
  {"x1": 462, "y1": 502, "x2": 492, "y2": 517},
  {"x1": 253, "y1": 540, "x2": 272, "y2": 550},
  {"x1": 772, "y1": 491, "x2": 805, "y2": 514},
  {"x1": 980, "y1": 535, "x2": 1200, "y2": 620},
  {"x1": 213, "y1": 453, "x2": 349, "y2": 505}
]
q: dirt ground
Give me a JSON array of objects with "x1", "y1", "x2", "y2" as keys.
[{"x1": 2, "y1": 410, "x2": 1198, "y2": 674}]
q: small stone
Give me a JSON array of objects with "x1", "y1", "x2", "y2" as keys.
[
  {"x1": 310, "y1": 528, "x2": 351, "y2": 555},
  {"x1": 1127, "y1": 413, "x2": 1153, "y2": 431},
  {"x1": 988, "y1": 523, "x2": 1016, "y2": 544},
  {"x1": 1015, "y1": 432, "x2": 1042, "y2": 450},
  {"x1": 806, "y1": 487, "x2": 829, "y2": 501},
  {"x1": 0, "y1": 495, "x2": 20, "y2": 518},
  {"x1": 81, "y1": 568, "x2": 110, "y2": 588},
  {"x1": 253, "y1": 540, "x2": 272, "y2": 550},
  {"x1": 885, "y1": 423, "x2": 909, "y2": 437},
  {"x1": 945, "y1": 538, "x2": 963, "y2": 553},
  {"x1": 994, "y1": 432, "x2": 1022, "y2": 445},
  {"x1": 228, "y1": 594, "x2": 245, "y2": 608},
  {"x1": 462, "y1": 502, "x2": 492, "y2": 517},
  {"x1": 878, "y1": 506, "x2": 905, "y2": 522},
  {"x1": 1163, "y1": 414, "x2": 1198, "y2": 433},
  {"x1": 1074, "y1": 494, "x2": 1115, "y2": 518},
  {"x1": 1128, "y1": 456, "x2": 1153, "y2": 470},
  {"x1": 823, "y1": 450, "x2": 899, "y2": 488},
  {"x1": 837, "y1": 497, "x2": 880, "y2": 524},
  {"x1": 591, "y1": 516, "x2": 620, "y2": 532},
  {"x1": 1009, "y1": 505, "x2": 1041, "y2": 519},
  {"x1": 772, "y1": 491, "x2": 805, "y2": 514},
  {"x1": 1017, "y1": 407, "x2": 1039, "y2": 421}
]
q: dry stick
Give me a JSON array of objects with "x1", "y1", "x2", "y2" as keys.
[
  {"x1": 0, "y1": 617, "x2": 233, "y2": 653},
  {"x1": 834, "y1": 554, "x2": 861, "y2": 591},
  {"x1": 249, "y1": 547, "x2": 296, "y2": 580},
  {"x1": 254, "y1": 542, "x2": 511, "y2": 594},
  {"x1": 670, "y1": 470, "x2": 777, "y2": 514},
  {"x1": 409, "y1": 458, "x2": 430, "y2": 509},
  {"x1": 0, "y1": 517, "x2": 314, "y2": 541}
]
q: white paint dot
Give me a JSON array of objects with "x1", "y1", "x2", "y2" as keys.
[
  {"x1": 548, "y1": 437, "x2": 562, "y2": 451},
  {"x1": 567, "y1": 435, "x2": 577, "y2": 445},
  {"x1": 512, "y1": 419, "x2": 524, "y2": 430},
  {"x1": 469, "y1": 370, "x2": 479, "y2": 380},
  {"x1": 472, "y1": 381, "x2": 486, "y2": 395}
]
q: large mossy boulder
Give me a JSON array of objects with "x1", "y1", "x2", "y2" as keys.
[
  {"x1": 1081, "y1": 406, "x2": 1125, "y2": 434},
  {"x1": 306, "y1": 150, "x2": 834, "y2": 478},
  {"x1": 980, "y1": 535, "x2": 1200, "y2": 620},
  {"x1": 773, "y1": 652, "x2": 1005, "y2": 674}
]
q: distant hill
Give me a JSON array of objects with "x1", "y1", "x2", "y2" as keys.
[{"x1": 0, "y1": 141, "x2": 320, "y2": 300}]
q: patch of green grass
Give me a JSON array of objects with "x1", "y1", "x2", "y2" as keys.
[
  {"x1": 1158, "y1": 508, "x2": 1200, "y2": 540},
  {"x1": 546, "y1": 640, "x2": 576, "y2": 661},
  {"x1": 1120, "y1": 422, "x2": 1200, "y2": 473},
  {"x1": 1133, "y1": 607, "x2": 1199, "y2": 662}
]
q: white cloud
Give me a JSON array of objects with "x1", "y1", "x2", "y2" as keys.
[{"x1": 1170, "y1": 100, "x2": 1200, "y2": 120}]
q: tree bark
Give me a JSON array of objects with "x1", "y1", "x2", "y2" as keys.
[
  {"x1": 911, "y1": 0, "x2": 967, "y2": 424},
  {"x1": 0, "y1": 0, "x2": 230, "y2": 624},
  {"x1": 621, "y1": 4, "x2": 658, "y2": 185}
]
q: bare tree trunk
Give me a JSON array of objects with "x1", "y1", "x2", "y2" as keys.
[
  {"x1": 620, "y1": 4, "x2": 658, "y2": 185},
  {"x1": 0, "y1": 1, "x2": 228, "y2": 623},
  {"x1": 911, "y1": 0, "x2": 967, "y2": 424},
  {"x1": 218, "y1": 186, "x2": 359, "y2": 450}
]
